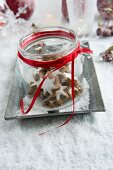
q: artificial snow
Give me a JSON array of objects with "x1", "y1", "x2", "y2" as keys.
[{"x1": 0, "y1": 21, "x2": 113, "y2": 170}]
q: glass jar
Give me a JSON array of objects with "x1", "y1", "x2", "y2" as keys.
[
  {"x1": 66, "y1": 0, "x2": 96, "y2": 36},
  {"x1": 18, "y1": 27, "x2": 84, "y2": 111},
  {"x1": 33, "y1": 0, "x2": 63, "y2": 27}
]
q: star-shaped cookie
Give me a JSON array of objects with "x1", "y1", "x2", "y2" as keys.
[
  {"x1": 42, "y1": 77, "x2": 59, "y2": 95},
  {"x1": 56, "y1": 86, "x2": 68, "y2": 101}
]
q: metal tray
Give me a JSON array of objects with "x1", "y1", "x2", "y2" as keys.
[{"x1": 4, "y1": 43, "x2": 105, "y2": 120}]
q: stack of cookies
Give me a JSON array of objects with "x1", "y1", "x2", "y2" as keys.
[{"x1": 27, "y1": 63, "x2": 82, "y2": 108}]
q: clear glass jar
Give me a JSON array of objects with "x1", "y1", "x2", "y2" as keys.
[
  {"x1": 18, "y1": 27, "x2": 83, "y2": 111},
  {"x1": 66, "y1": 0, "x2": 96, "y2": 35},
  {"x1": 33, "y1": 0, "x2": 63, "y2": 27}
]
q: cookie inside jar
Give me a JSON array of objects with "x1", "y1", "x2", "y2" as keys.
[
  {"x1": 27, "y1": 64, "x2": 82, "y2": 109},
  {"x1": 18, "y1": 27, "x2": 84, "y2": 110}
]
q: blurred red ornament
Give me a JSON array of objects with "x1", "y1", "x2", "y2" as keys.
[
  {"x1": 5, "y1": 0, "x2": 35, "y2": 20},
  {"x1": 97, "y1": 0, "x2": 113, "y2": 19},
  {"x1": 62, "y1": 0, "x2": 69, "y2": 21}
]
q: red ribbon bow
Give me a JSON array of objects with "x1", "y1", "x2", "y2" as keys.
[{"x1": 18, "y1": 30, "x2": 92, "y2": 135}]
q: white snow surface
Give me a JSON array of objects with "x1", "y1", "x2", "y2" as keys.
[{"x1": 1, "y1": 16, "x2": 113, "y2": 170}]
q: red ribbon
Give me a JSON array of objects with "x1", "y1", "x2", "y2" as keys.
[{"x1": 18, "y1": 29, "x2": 92, "y2": 135}]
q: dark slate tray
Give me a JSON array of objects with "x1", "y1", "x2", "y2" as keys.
[{"x1": 4, "y1": 43, "x2": 105, "y2": 120}]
